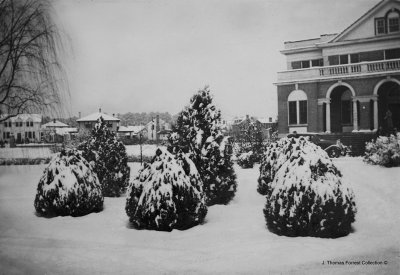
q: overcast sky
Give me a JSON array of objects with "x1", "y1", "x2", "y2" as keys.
[{"x1": 53, "y1": 0, "x2": 380, "y2": 119}]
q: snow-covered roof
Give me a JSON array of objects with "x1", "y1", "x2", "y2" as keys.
[
  {"x1": 258, "y1": 118, "x2": 275, "y2": 124},
  {"x1": 76, "y1": 112, "x2": 120, "y2": 122},
  {"x1": 1, "y1": 114, "x2": 42, "y2": 123},
  {"x1": 145, "y1": 118, "x2": 168, "y2": 127},
  {"x1": 118, "y1": 125, "x2": 145, "y2": 134},
  {"x1": 42, "y1": 120, "x2": 69, "y2": 128}
]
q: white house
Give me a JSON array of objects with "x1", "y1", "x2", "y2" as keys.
[
  {"x1": 0, "y1": 114, "x2": 42, "y2": 144},
  {"x1": 76, "y1": 109, "x2": 120, "y2": 134}
]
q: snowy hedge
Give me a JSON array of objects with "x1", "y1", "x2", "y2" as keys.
[
  {"x1": 126, "y1": 148, "x2": 207, "y2": 231},
  {"x1": 364, "y1": 133, "x2": 400, "y2": 167},
  {"x1": 168, "y1": 87, "x2": 237, "y2": 205},
  {"x1": 34, "y1": 149, "x2": 103, "y2": 217},
  {"x1": 263, "y1": 137, "x2": 357, "y2": 238},
  {"x1": 237, "y1": 151, "x2": 254, "y2": 169},
  {"x1": 78, "y1": 117, "x2": 130, "y2": 197}
]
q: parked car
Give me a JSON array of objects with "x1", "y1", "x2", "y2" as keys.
[{"x1": 287, "y1": 133, "x2": 352, "y2": 158}]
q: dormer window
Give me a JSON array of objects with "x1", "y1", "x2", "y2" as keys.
[
  {"x1": 375, "y1": 9, "x2": 400, "y2": 35},
  {"x1": 388, "y1": 11, "x2": 399, "y2": 33}
]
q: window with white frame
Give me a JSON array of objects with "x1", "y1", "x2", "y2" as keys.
[
  {"x1": 288, "y1": 90, "x2": 308, "y2": 125},
  {"x1": 388, "y1": 11, "x2": 400, "y2": 33}
]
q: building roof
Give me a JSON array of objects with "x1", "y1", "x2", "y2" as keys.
[
  {"x1": 0, "y1": 114, "x2": 42, "y2": 123},
  {"x1": 118, "y1": 125, "x2": 145, "y2": 133},
  {"x1": 281, "y1": 0, "x2": 399, "y2": 53},
  {"x1": 42, "y1": 120, "x2": 69, "y2": 128},
  {"x1": 76, "y1": 112, "x2": 120, "y2": 122},
  {"x1": 331, "y1": 0, "x2": 391, "y2": 43}
]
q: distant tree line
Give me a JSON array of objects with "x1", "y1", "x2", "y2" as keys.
[{"x1": 116, "y1": 112, "x2": 176, "y2": 126}]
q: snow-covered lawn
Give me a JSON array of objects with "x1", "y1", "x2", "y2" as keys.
[
  {"x1": 125, "y1": 144, "x2": 164, "y2": 158},
  {"x1": 0, "y1": 147, "x2": 53, "y2": 159},
  {"x1": 0, "y1": 158, "x2": 398, "y2": 274}
]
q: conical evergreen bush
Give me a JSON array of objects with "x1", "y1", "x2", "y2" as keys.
[
  {"x1": 34, "y1": 149, "x2": 103, "y2": 217},
  {"x1": 263, "y1": 137, "x2": 357, "y2": 238},
  {"x1": 126, "y1": 148, "x2": 207, "y2": 231},
  {"x1": 78, "y1": 117, "x2": 130, "y2": 197},
  {"x1": 168, "y1": 87, "x2": 237, "y2": 205}
]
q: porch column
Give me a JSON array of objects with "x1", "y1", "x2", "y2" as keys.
[
  {"x1": 373, "y1": 98, "x2": 378, "y2": 130},
  {"x1": 326, "y1": 101, "x2": 331, "y2": 133},
  {"x1": 352, "y1": 100, "x2": 359, "y2": 131}
]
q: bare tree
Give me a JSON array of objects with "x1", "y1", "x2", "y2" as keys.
[{"x1": 0, "y1": 0, "x2": 68, "y2": 122}]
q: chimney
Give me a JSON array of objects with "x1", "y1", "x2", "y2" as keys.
[
  {"x1": 112, "y1": 113, "x2": 115, "y2": 117},
  {"x1": 78, "y1": 112, "x2": 81, "y2": 118},
  {"x1": 269, "y1": 117, "x2": 272, "y2": 122},
  {"x1": 53, "y1": 119, "x2": 56, "y2": 123},
  {"x1": 246, "y1": 114, "x2": 249, "y2": 121},
  {"x1": 99, "y1": 108, "x2": 102, "y2": 113}
]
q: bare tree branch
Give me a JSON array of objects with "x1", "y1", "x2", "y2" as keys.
[{"x1": 0, "y1": 0, "x2": 69, "y2": 122}]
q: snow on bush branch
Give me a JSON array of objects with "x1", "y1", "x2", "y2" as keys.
[
  {"x1": 78, "y1": 117, "x2": 130, "y2": 197},
  {"x1": 34, "y1": 149, "x2": 103, "y2": 217},
  {"x1": 125, "y1": 148, "x2": 207, "y2": 231},
  {"x1": 364, "y1": 133, "x2": 400, "y2": 167},
  {"x1": 260, "y1": 137, "x2": 357, "y2": 238},
  {"x1": 168, "y1": 87, "x2": 237, "y2": 205}
]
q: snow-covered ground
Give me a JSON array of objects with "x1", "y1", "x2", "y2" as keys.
[
  {"x1": 0, "y1": 144, "x2": 161, "y2": 160},
  {"x1": 125, "y1": 144, "x2": 164, "y2": 158},
  {"x1": 0, "y1": 147, "x2": 53, "y2": 159},
  {"x1": 0, "y1": 158, "x2": 399, "y2": 274}
]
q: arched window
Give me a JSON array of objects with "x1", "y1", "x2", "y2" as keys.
[
  {"x1": 387, "y1": 11, "x2": 400, "y2": 33},
  {"x1": 288, "y1": 90, "x2": 307, "y2": 125}
]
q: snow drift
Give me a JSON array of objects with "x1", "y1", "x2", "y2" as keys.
[
  {"x1": 34, "y1": 149, "x2": 103, "y2": 217},
  {"x1": 125, "y1": 148, "x2": 207, "y2": 231}
]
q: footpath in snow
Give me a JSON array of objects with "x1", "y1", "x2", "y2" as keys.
[{"x1": 0, "y1": 158, "x2": 399, "y2": 274}]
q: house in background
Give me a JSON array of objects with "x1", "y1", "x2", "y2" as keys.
[
  {"x1": 117, "y1": 125, "x2": 147, "y2": 140},
  {"x1": 230, "y1": 115, "x2": 277, "y2": 140},
  {"x1": 41, "y1": 119, "x2": 77, "y2": 143},
  {"x1": 275, "y1": 0, "x2": 400, "y2": 139},
  {"x1": 76, "y1": 109, "x2": 120, "y2": 134},
  {"x1": 146, "y1": 115, "x2": 171, "y2": 141},
  {"x1": 0, "y1": 114, "x2": 42, "y2": 144}
]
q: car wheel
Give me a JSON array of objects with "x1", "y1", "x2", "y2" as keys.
[{"x1": 327, "y1": 147, "x2": 340, "y2": 158}]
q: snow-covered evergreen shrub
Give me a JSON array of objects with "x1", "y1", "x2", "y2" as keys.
[
  {"x1": 263, "y1": 137, "x2": 357, "y2": 238},
  {"x1": 364, "y1": 133, "x2": 400, "y2": 167},
  {"x1": 34, "y1": 149, "x2": 103, "y2": 217},
  {"x1": 236, "y1": 120, "x2": 265, "y2": 163},
  {"x1": 237, "y1": 151, "x2": 254, "y2": 168},
  {"x1": 202, "y1": 134, "x2": 237, "y2": 205},
  {"x1": 168, "y1": 87, "x2": 237, "y2": 205},
  {"x1": 257, "y1": 138, "x2": 296, "y2": 196},
  {"x1": 126, "y1": 148, "x2": 207, "y2": 231},
  {"x1": 78, "y1": 117, "x2": 130, "y2": 197}
]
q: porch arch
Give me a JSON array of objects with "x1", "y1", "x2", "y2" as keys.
[
  {"x1": 373, "y1": 78, "x2": 400, "y2": 131},
  {"x1": 326, "y1": 81, "x2": 356, "y2": 99},
  {"x1": 324, "y1": 82, "x2": 357, "y2": 133}
]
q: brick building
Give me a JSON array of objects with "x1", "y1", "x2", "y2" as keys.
[{"x1": 276, "y1": 0, "x2": 400, "y2": 137}]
